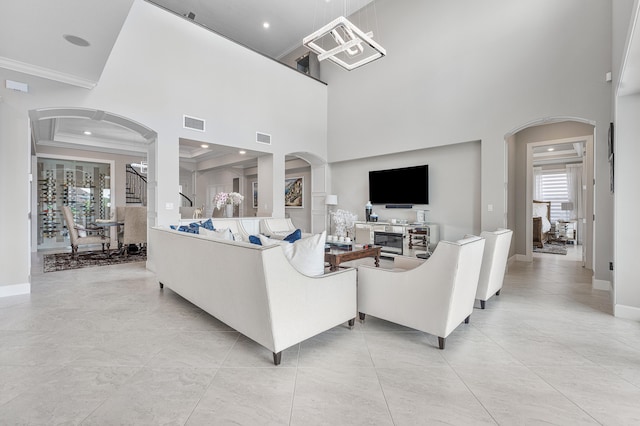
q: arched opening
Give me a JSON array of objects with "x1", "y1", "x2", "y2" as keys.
[
  {"x1": 28, "y1": 107, "x2": 157, "y2": 254},
  {"x1": 505, "y1": 117, "x2": 594, "y2": 270}
]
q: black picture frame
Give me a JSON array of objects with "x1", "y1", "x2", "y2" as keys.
[
  {"x1": 608, "y1": 122, "x2": 614, "y2": 193},
  {"x1": 608, "y1": 122, "x2": 614, "y2": 160}
]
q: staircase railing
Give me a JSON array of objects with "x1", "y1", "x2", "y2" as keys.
[
  {"x1": 125, "y1": 164, "x2": 147, "y2": 206},
  {"x1": 179, "y1": 193, "x2": 193, "y2": 207}
]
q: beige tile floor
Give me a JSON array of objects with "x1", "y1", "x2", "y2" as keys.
[{"x1": 0, "y1": 246, "x2": 638, "y2": 425}]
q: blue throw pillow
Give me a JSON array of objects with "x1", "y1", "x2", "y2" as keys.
[
  {"x1": 283, "y1": 229, "x2": 302, "y2": 243},
  {"x1": 201, "y1": 218, "x2": 214, "y2": 230},
  {"x1": 178, "y1": 225, "x2": 198, "y2": 234},
  {"x1": 170, "y1": 225, "x2": 177, "y2": 230},
  {"x1": 188, "y1": 222, "x2": 201, "y2": 234},
  {"x1": 249, "y1": 235, "x2": 262, "y2": 245}
]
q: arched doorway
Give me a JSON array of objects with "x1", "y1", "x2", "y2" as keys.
[
  {"x1": 505, "y1": 118, "x2": 594, "y2": 270},
  {"x1": 29, "y1": 107, "x2": 157, "y2": 252}
]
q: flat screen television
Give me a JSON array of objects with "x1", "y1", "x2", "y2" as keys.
[{"x1": 368, "y1": 165, "x2": 428, "y2": 205}]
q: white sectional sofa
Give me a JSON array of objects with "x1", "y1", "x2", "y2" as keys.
[{"x1": 149, "y1": 227, "x2": 357, "y2": 365}]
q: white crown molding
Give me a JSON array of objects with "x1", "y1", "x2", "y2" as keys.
[{"x1": 0, "y1": 56, "x2": 96, "y2": 89}]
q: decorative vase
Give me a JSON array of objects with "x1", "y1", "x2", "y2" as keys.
[{"x1": 225, "y1": 204, "x2": 234, "y2": 218}]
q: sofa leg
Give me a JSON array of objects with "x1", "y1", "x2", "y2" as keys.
[
  {"x1": 348, "y1": 318, "x2": 355, "y2": 329},
  {"x1": 159, "y1": 282, "x2": 164, "y2": 289},
  {"x1": 480, "y1": 300, "x2": 486, "y2": 309},
  {"x1": 438, "y1": 337, "x2": 446, "y2": 350},
  {"x1": 496, "y1": 289, "x2": 501, "y2": 296},
  {"x1": 464, "y1": 315, "x2": 470, "y2": 324},
  {"x1": 273, "y1": 351, "x2": 282, "y2": 366},
  {"x1": 359, "y1": 312, "x2": 366, "y2": 321}
]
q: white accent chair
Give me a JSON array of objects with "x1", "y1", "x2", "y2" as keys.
[
  {"x1": 357, "y1": 236, "x2": 485, "y2": 349},
  {"x1": 475, "y1": 229, "x2": 513, "y2": 309},
  {"x1": 61, "y1": 205, "x2": 111, "y2": 257},
  {"x1": 260, "y1": 218, "x2": 311, "y2": 238}
]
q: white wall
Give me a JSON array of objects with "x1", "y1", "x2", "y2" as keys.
[
  {"x1": 324, "y1": 0, "x2": 612, "y2": 281},
  {"x1": 0, "y1": 103, "x2": 31, "y2": 296},
  {"x1": 330, "y1": 141, "x2": 480, "y2": 242},
  {"x1": 615, "y1": 93, "x2": 640, "y2": 319}
]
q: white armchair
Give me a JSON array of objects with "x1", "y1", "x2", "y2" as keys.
[
  {"x1": 475, "y1": 229, "x2": 513, "y2": 309},
  {"x1": 260, "y1": 218, "x2": 311, "y2": 238},
  {"x1": 357, "y1": 236, "x2": 485, "y2": 349}
]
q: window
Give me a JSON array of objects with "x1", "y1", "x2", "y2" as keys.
[{"x1": 537, "y1": 170, "x2": 570, "y2": 222}]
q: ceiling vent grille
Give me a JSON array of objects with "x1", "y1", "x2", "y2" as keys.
[
  {"x1": 256, "y1": 132, "x2": 271, "y2": 145},
  {"x1": 183, "y1": 115, "x2": 205, "y2": 132}
]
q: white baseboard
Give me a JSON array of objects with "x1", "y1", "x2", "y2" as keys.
[
  {"x1": 614, "y1": 304, "x2": 640, "y2": 321},
  {"x1": 593, "y1": 279, "x2": 611, "y2": 291},
  {"x1": 0, "y1": 283, "x2": 31, "y2": 298}
]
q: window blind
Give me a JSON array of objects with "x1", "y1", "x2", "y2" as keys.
[{"x1": 539, "y1": 170, "x2": 570, "y2": 222}]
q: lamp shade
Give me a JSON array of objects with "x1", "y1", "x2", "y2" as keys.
[
  {"x1": 325, "y1": 195, "x2": 338, "y2": 206},
  {"x1": 561, "y1": 202, "x2": 574, "y2": 211}
]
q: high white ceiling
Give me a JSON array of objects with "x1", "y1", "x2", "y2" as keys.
[
  {"x1": 0, "y1": 0, "x2": 373, "y2": 163},
  {"x1": 149, "y1": 0, "x2": 375, "y2": 59}
]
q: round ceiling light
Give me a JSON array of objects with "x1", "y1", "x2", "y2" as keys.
[
  {"x1": 201, "y1": 144, "x2": 209, "y2": 148},
  {"x1": 63, "y1": 34, "x2": 91, "y2": 47},
  {"x1": 239, "y1": 150, "x2": 247, "y2": 155},
  {"x1": 263, "y1": 22, "x2": 270, "y2": 29},
  {"x1": 83, "y1": 131, "x2": 92, "y2": 136}
]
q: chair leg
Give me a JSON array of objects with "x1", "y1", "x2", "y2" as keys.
[
  {"x1": 348, "y1": 318, "x2": 355, "y2": 329},
  {"x1": 71, "y1": 245, "x2": 78, "y2": 258},
  {"x1": 359, "y1": 312, "x2": 366, "y2": 321},
  {"x1": 496, "y1": 289, "x2": 501, "y2": 296},
  {"x1": 438, "y1": 337, "x2": 446, "y2": 350},
  {"x1": 159, "y1": 282, "x2": 164, "y2": 289},
  {"x1": 464, "y1": 315, "x2": 470, "y2": 324},
  {"x1": 480, "y1": 300, "x2": 486, "y2": 309},
  {"x1": 273, "y1": 351, "x2": 282, "y2": 366}
]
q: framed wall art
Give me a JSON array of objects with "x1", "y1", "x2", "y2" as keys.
[
  {"x1": 252, "y1": 182, "x2": 258, "y2": 208},
  {"x1": 284, "y1": 176, "x2": 303, "y2": 208}
]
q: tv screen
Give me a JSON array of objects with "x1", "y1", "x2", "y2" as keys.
[{"x1": 369, "y1": 165, "x2": 429, "y2": 205}]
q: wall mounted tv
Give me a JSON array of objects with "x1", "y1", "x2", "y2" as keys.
[{"x1": 368, "y1": 165, "x2": 429, "y2": 206}]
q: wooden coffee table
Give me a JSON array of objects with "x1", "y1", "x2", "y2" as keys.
[{"x1": 325, "y1": 245, "x2": 381, "y2": 271}]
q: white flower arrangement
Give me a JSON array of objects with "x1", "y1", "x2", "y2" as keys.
[
  {"x1": 332, "y1": 209, "x2": 358, "y2": 237},
  {"x1": 213, "y1": 192, "x2": 244, "y2": 210}
]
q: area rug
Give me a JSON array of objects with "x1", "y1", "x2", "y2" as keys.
[
  {"x1": 43, "y1": 250, "x2": 146, "y2": 272},
  {"x1": 533, "y1": 242, "x2": 567, "y2": 255}
]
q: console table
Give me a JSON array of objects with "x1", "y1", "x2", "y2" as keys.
[{"x1": 353, "y1": 221, "x2": 439, "y2": 250}]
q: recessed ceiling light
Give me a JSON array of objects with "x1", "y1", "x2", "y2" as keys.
[
  {"x1": 547, "y1": 148, "x2": 554, "y2": 151},
  {"x1": 63, "y1": 34, "x2": 90, "y2": 47},
  {"x1": 83, "y1": 131, "x2": 92, "y2": 136},
  {"x1": 239, "y1": 150, "x2": 247, "y2": 155},
  {"x1": 201, "y1": 144, "x2": 209, "y2": 148},
  {"x1": 263, "y1": 22, "x2": 270, "y2": 29}
]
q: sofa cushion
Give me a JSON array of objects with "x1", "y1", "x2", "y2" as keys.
[
  {"x1": 200, "y1": 227, "x2": 233, "y2": 241},
  {"x1": 281, "y1": 231, "x2": 326, "y2": 277},
  {"x1": 283, "y1": 229, "x2": 302, "y2": 243},
  {"x1": 249, "y1": 235, "x2": 262, "y2": 245}
]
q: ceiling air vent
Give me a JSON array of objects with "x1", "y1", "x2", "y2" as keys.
[
  {"x1": 256, "y1": 132, "x2": 271, "y2": 145},
  {"x1": 183, "y1": 115, "x2": 205, "y2": 132}
]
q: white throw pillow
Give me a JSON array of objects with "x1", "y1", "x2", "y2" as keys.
[
  {"x1": 200, "y1": 227, "x2": 234, "y2": 241},
  {"x1": 259, "y1": 234, "x2": 287, "y2": 247},
  {"x1": 280, "y1": 231, "x2": 326, "y2": 277}
]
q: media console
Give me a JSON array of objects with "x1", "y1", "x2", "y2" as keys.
[{"x1": 354, "y1": 221, "x2": 440, "y2": 254}]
